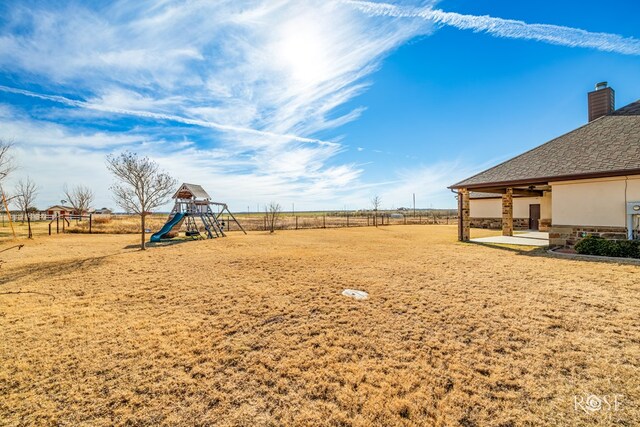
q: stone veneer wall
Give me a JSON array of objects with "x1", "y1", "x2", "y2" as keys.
[
  {"x1": 502, "y1": 189, "x2": 513, "y2": 236},
  {"x1": 471, "y1": 218, "x2": 529, "y2": 230},
  {"x1": 549, "y1": 225, "x2": 627, "y2": 247},
  {"x1": 539, "y1": 219, "x2": 551, "y2": 232}
]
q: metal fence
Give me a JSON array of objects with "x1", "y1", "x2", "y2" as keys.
[
  {"x1": 0, "y1": 212, "x2": 458, "y2": 239},
  {"x1": 0, "y1": 213, "x2": 96, "y2": 236},
  {"x1": 220, "y1": 214, "x2": 458, "y2": 232},
  {"x1": 1, "y1": 212, "x2": 51, "y2": 223},
  {"x1": 0, "y1": 212, "x2": 106, "y2": 222}
]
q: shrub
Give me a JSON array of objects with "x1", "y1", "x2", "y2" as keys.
[
  {"x1": 575, "y1": 235, "x2": 640, "y2": 259},
  {"x1": 617, "y1": 240, "x2": 640, "y2": 259},
  {"x1": 574, "y1": 235, "x2": 603, "y2": 255}
]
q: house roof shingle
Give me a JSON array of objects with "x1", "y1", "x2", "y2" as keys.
[{"x1": 450, "y1": 100, "x2": 640, "y2": 189}]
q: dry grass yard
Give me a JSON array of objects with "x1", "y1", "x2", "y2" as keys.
[{"x1": 1, "y1": 226, "x2": 639, "y2": 426}]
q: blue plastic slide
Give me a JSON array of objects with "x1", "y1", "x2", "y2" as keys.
[{"x1": 150, "y1": 212, "x2": 185, "y2": 242}]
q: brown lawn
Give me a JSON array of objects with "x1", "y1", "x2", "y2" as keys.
[{"x1": 1, "y1": 226, "x2": 639, "y2": 426}]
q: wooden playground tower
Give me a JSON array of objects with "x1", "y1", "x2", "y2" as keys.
[{"x1": 150, "y1": 183, "x2": 246, "y2": 242}]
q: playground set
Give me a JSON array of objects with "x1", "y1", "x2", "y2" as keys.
[{"x1": 150, "y1": 183, "x2": 246, "y2": 243}]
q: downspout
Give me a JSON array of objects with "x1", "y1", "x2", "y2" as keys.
[{"x1": 625, "y1": 176, "x2": 632, "y2": 240}]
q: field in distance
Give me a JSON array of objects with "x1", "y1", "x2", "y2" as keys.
[{"x1": 0, "y1": 209, "x2": 457, "y2": 239}]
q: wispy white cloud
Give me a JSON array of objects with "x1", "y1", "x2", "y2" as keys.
[
  {"x1": 0, "y1": 85, "x2": 337, "y2": 146},
  {"x1": 0, "y1": 103, "x2": 362, "y2": 210},
  {"x1": 345, "y1": 1, "x2": 640, "y2": 55},
  {"x1": 0, "y1": 104, "x2": 144, "y2": 149}
]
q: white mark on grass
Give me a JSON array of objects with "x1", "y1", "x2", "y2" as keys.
[{"x1": 342, "y1": 289, "x2": 369, "y2": 300}]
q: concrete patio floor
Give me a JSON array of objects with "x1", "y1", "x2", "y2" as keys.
[{"x1": 470, "y1": 231, "x2": 549, "y2": 247}]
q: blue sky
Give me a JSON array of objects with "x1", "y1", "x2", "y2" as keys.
[{"x1": 1, "y1": 1, "x2": 639, "y2": 212}]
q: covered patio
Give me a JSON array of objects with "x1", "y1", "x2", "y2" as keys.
[{"x1": 454, "y1": 183, "x2": 551, "y2": 242}]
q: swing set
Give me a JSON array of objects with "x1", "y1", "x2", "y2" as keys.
[{"x1": 150, "y1": 183, "x2": 246, "y2": 242}]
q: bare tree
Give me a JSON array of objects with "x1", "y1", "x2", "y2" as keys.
[
  {"x1": 371, "y1": 195, "x2": 381, "y2": 227},
  {"x1": 106, "y1": 152, "x2": 177, "y2": 250},
  {"x1": 265, "y1": 202, "x2": 281, "y2": 233},
  {"x1": 0, "y1": 140, "x2": 17, "y2": 238},
  {"x1": 63, "y1": 184, "x2": 94, "y2": 220},
  {"x1": 0, "y1": 139, "x2": 16, "y2": 183},
  {"x1": 13, "y1": 177, "x2": 38, "y2": 226}
]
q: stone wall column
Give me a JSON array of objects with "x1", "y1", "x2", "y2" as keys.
[
  {"x1": 459, "y1": 188, "x2": 470, "y2": 241},
  {"x1": 502, "y1": 188, "x2": 513, "y2": 236}
]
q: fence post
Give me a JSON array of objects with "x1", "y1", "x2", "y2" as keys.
[
  {"x1": 295, "y1": 216, "x2": 298, "y2": 230},
  {"x1": 367, "y1": 215, "x2": 370, "y2": 226},
  {"x1": 56, "y1": 214, "x2": 59, "y2": 234},
  {"x1": 264, "y1": 216, "x2": 267, "y2": 231},
  {"x1": 346, "y1": 213, "x2": 349, "y2": 227},
  {"x1": 49, "y1": 222, "x2": 52, "y2": 236},
  {"x1": 89, "y1": 214, "x2": 92, "y2": 234},
  {"x1": 419, "y1": 215, "x2": 421, "y2": 224},
  {"x1": 323, "y1": 215, "x2": 326, "y2": 228}
]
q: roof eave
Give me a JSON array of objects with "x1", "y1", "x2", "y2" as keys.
[{"x1": 449, "y1": 168, "x2": 640, "y2": 190}]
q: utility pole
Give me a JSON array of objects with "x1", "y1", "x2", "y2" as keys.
[{"x1": 413, "y1": 193, "x2": 416, "y2": 217}]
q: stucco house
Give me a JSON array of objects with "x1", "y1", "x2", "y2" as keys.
[
  {"x1": 449, "y1": 82, "x2": 640, "y2": 247},
  {"x1": 45, "y1": 205, "x2": 77, "y2": 217}
]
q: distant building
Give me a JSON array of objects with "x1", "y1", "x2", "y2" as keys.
[
  {"x1": 450, "y1": 82, "x2": 640, "y2": 247},
  {"x1": 92, "y1": 207, "x2": 113, "y2": 215},
  {"x1": 45, "y1": 205, "x2": 77, "y2": 216}
]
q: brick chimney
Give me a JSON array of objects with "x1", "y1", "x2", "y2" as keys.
[{"x1": 588, "y1": 82, "x2": 615, "y2": 122}]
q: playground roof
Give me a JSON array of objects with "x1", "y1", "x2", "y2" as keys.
[{"x1": 172, "y1": 183, "x2": 211, "y2": 200}]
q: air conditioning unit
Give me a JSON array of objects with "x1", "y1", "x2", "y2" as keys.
[{"x1": 627, "y1": 202, "x2": 640, "y2": 240}]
